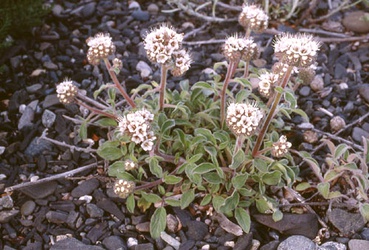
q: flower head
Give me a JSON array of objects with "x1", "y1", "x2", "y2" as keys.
[
  {"x1": 114, "y1": 179, "x2": 135, "y2": 199},
  {"x1": 226, "y1": 102, "x2": 264, "y2": 136},
  {"x1": 239, "y1": 5, "x2": 268, "y2": 32},
  {"x1": 124, "y1": 160, "x2": 137, "y2": 171},
  {"x1": 117, "y1": 109, "x2": 156, "y2": 151},
  {"x1": 258, "y1": 72, "x2": 279, "y2": 98},
  {"x1": 171, "y1": 49, "x2": 192, "y2": 76},
  {"x1": 274, "y1": 33, "x2": 320, "y2": 68},
  {"x1": 144, "y1": 25, "x2": 184, "y2": 65},
  {"x1": 56, "y1": 80, "x2": 78, "y2": 104},
  {"x1": 86, "y1": 33, "x2": 116, "y2": 65},
  {"x1": 223, "y1": 35, "x2": 258, "y2": 62},
  {"x1": 271, "y1": 135, "x2": 292, "y2": 158}
]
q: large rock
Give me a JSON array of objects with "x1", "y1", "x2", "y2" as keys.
[{"x1": 327, "y1": 209, "x2": 366, "y2": 236}]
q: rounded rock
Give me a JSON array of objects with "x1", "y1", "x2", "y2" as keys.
[{"x1": 21, "y1": 200, "x2": 36, "y2": 216}]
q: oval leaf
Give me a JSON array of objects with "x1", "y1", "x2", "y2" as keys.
[
  {"x1": 150, "y1": 207, "x2": 167, "y2": 239},
  {"x1": 235, "y1": 207, "x2": 251, "y2": 233}
]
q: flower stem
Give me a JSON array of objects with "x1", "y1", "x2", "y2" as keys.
[
  {"x1": 75, "y1": 99, "x2": 117, "y2": 120},
  {"x1": 103, "y1": 59, "x2": 136, "y2": 108},
  {"x1": 77, "y1": 92, "x2": 109, "y2": 110},
  {"x1": 252, "y1": 66, "x2": 293, "y2": 157},
  {"x1": 234, "y1": 135, "x2": 245, "y2": 155},
  {"x1": 242, "y1": 60, "x2": 250, "y2": 79},
  {"x1": 220, "y1": 61, "x2": 237, "y2": 127},
  {"x1": 159, "y1": 65, "x2": 169, "y2": 111}
]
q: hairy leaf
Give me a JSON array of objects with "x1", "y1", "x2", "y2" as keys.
[
  {"x1": 181, "y1": 189, "x2": 195, "y2": 209},
  {"x1": 235, "y1": 207, "x2": 251, "y2": 233},
  {"x1": 150, "y1": 207, "x2": 167, "y2": 239}
]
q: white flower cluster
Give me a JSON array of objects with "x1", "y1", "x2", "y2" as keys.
[
  {"x1": 114, "y1": 179, "x2": 135, "y2": 199},
  {"x1": 239, "y1": 5, "x2": 269, "y2": 32},
  {"x1": 144, "y1": 25, "x2": 191, "y2": 75},
  {"x1": 226, "y1": 102, "x2": 264, "y2": 136},
  {"x1": 274, "y1": 33, "x2": 320, "y2": 68},
  {"x1": 86, "y1": 33, "x2": 116, "y2": 65},
  {"x1": 223, "y1": 35, "x2": 258, "y2": 62},
  {"x1": 117, "y1": 109, "x2": 156, "y2": 151},
  {"x1": 124, "y1": 159, "x2": 137, "y2": 171},
  {"x1": 271, "y1": 135, "x2": 292, "y2": 158},
  {"x1": 258, "y1": 72, "x2": 279, "y2": 98},
  {"x1": 56, "y1": 80, "x2": 78, "y2": 104}
]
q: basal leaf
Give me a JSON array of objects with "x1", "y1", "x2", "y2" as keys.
[
  {"x1": 97, "y1": 141, "x2": 123, "y2": 161},
  {"x1": 95, "y1": 117, "x2": 117, "y2": 127},
  {"x1": 142, "y1": 192, "x2": 162, "y2": 203},
  {"x1": 126, "y1": 194, "x2": 135, "y2": 213},
  {"x1": 203, "y1": 172, "x2": 223, "y2": 184},
  {"x1": 149, "y1": 157, "x2": 163, "y2": 178},
  {"x1": 200, "y1": 194, "x2": 212, "y2": 206},
  {"x1": 193, "y1": 163, "x2": 216, "y2": 174},
  {"x1": 317, "y1": 182, "x2": 330, "y2": 199},
  {"x1": 262, "y1": 171, "x2": 282, "y2": 186},
  {"x1": 235, "y1": 207, "x2": 251, "y2": 233},
  {"x1": 295, "y1": 182, "x2": 311, "y2": 191},
  {"x1": 230, "y1": 150, "x2": 246, "y2": 170},
  {"x1": 181, "y1": 189, "x2": 195, "y2": 209},
  {"x1": 232, "y1": 173, "x2": 249, "y2": 190},
  {"x1": 220, "y1": 191, "x2": 239, "y2": 213},
  {"x1": 150, "y1": 207, "x2": 167, "y2": 239}
]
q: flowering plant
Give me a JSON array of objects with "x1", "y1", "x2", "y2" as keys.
[{"x1": 55, "y1": 5, "x2": 325, "y2": 239}]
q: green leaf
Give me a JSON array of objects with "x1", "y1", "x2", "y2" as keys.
[
  {"x1": 334, "y1": 144, "x2": 349, "y2": 159},
  {"x1": 230, "y1": 150, "x2": 246, "y2": 170},
  {"x1": 297, "y1": 151, "x2": 322, "y2": 179},
  {"x1": 200, "y1": 194, "x2": 212, "y2": 206},
  {"x1": 79, "y1": 121, "x2": 88, "y2": 140},
  {"x1": 150, "y1": 207, "x2": 167, "y2": 239},
  {"x1": 126, "y1": 194, "x2": 135, "y2": 213},
  {"x1": 284, "y1": 90, "x2": 297, "y2": 108},
  {"x1": 149, "y1": 157, "x2": 163, "y2": 178},
  {"x1": 212, "y1": 195, "x2": 225, "y2": 212},
  {"x1": 235, "y1": 207, "x2": 251, "y2": 233},
  {"x1": 108, "y1": 161, "x2": 125, "y2": 177},
  {"x1": 262, "y1": 171, "x2": 282, "y2": 186},
  {"x1": 195, "y1": 128, "x2": 216, "y2": 145},
  {"x1": 187, "y1": 153, "x2": 203, "y2": 164},
  {"x1": 142, "y1": 192, "x2": 162, "y2": 203},
  {"x1": 95, "y1": 117, "x2": 117, "y2": 127},
  {"x1": 220, "y1": 191, "x2": 239, "y2": 212},
  {"x1": 255, "y1": 196, "x2": 273, "y2": 213},
  {"x1": 359, "y1": 203, "x2": 369, "y2": 222},
  {"x1": 295, "y1": 182, "x2": 311, "y2": 191},
  {"x1": 193, "y1": 163, "x2": 216, "y2": 174},
  {"x1": 164, "y1": 175, "x2": 183, "y2": 185},
  {"x1": 203, "y1": 172, "x2": 223, "y2": 184},
  {"x1": 97, "y1": 141, "x2": 123, "y2": 161},
  {"x1": 324, "y1": 170, "x2": 342, "y2": 182},
  {"x1": 181, "y1": 189, "x2": 195, "y2": 209},
  {"x1": 165, "y1": 198, "x2": 181, "y2": 207},
  {"x1": 317, "y1": 182, "x2": 330, "y2": 199},
  {"x1": 159, "y1": 117, "x2": 175, "y2": 135},
  {"x1": 272, "y1": 209, "x2": 283, "y2": 222},
  {"x1": 232, "y1": 173, "x2": 249, "y2": 190}
]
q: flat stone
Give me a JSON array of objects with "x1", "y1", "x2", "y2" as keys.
[
  {"x1": 343, "y1": 11, "x2": 369, "y2": 33},
  {"x1": 81, "y1": 2, "x2": 96, "y2": 17},
  {"x1": 132, "y1": 10, "x2": 149, "y2": 21},
  {"x1": 43, "y1": 61, "x2": 58, "y2": 70},
  {"x1": 277, "y1": 235, "x2": 316, "y2": 250},
  {"x1": 21, "y1": 200, "x2": 36, "y2": 216},
  {"x1": 359, "y1": 84, "x2": 369, "y2": 103},
  {"x1": 178, "y1": 240, "x2": 195, "y2": 250},
  {"x1": 299, "y1": 86, "x2": 311, "y2": 97},
  {"x1": 161, "y1": 231, "x2": 180, "y2": 250},
  {"x1": 18, "y1": 106, "x2": 34, "y2": 130},
  {"x1": 328, "y1": 209, "x2": 366, "y2": 236},
  {"x1": 42, "y1": 109, "x2": 56, "y2": 128},
  {"x1": 360, "y1": 227, "x2": 369, "y2": 240},
  {"x1": 86, "y1": 203, "x2": 104, "y2": 218},
  {"x1": 87, "y1": 221, "x2": 108, "y2": 243},
  {"x1": 20, "y1": 181, "x2": 58, "y2": 199},
  {"x1": 96, "y1": 198, "x2": 125, "y2": 221},
  {"x1": 0, "y1": 210, "x2": 19, "y2": 223},
  {"x1": 133, "y1": 243, "x2": 154, "y2": 250},
  {"x1": 147, "y1": 3, "x2": 159, "y2": 15},
  {"x1": 136, "y1": 60, "x2": 152, "y2": 78},
  {"x1": 102, "y1": 235, "x2": 127, "y2": 250},
  {"x1": 46, "y1": 210, "x2": 68, "y2": 224},
  {"x1": 352, "y1": 127, "x2": 369, "y2": 143},
  {"x1": 253, "y1": 213, "x2": 319, "y2": 239},
  {"x1": 71, "y1": 178, "x2": 100, "y2": 198},
  {"x1": 234, "y1": 233, "x2": 253, "y2": 250},
  {"x1": 0, "y1": 195, "x2": 14, "y2": 208},
  {"x1": 260, "y1": 240, "x2": 280, "y2": 250},
  {"x1": 318, "y1": 241, "x2": 346, "y2": 250},
  {"x1": 51, "y1": 237, "x2": 104, "y2": 250},
  {"x1": 26, "y1": 83, "x2": 42, "y2": 94},
  {"x1": 348, "y1": 239, "x2": 369, "y2": 250},
  {"x1": 43, "y1": 94, "x2": 60, "y2": 108},
  {"x1": 186, "y1": 220, "x2": 208, "y2": 241}
]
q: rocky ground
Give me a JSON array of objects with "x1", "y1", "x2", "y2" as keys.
[{"x1": 1, "y1": 0, "x2": 369, "y2": 249}]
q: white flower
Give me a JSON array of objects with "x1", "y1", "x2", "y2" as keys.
[
  {"x1": 271, "y1": 135, "x2": 292, "y2": 158},
  {"x1": 258, "y1": 72, "x2": 279, "y2": 97},
  {"x1": 114, "y1": 179, "x2": 135, "y2": 199},
  {"x1": 86, "y1": 33, "x2": 116, "y2": 65},
  {"x1": 56, "y1": 79, "x2": 78, "y2": 104},
  {"x1": 239, "y1": 4, "x2": 269, "y2": 32},
  {"x1": 223, "y1": 35, "x2": 258, "y2": 62}
]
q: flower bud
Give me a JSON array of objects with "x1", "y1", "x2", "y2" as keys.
[
  {"x1": 56, "y1": 80, "x2": 78, "y2": 104},
  {"x1": 124, "y1": 160, "x2": 137, "y2": 171},
  {"x1": 258, "y1": 72, "x2": 279, "y2": 98},
  {"x1": 114, "y1": 179, "x2": 135, "y2": 199}
]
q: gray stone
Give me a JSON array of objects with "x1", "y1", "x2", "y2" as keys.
[
  {"x1": 186, "y1": 220, "x2": 208, "y2": 241},
  {"x1": 10, "y1": 56, "x2": 21, "y2": 69},
  {"x1": 71, "y1": 178, "x2": 100, "y2": 197},
  {"x1": 27, "y1": 100, "x2": 39, "y2": 111},
  {"x1": 81, "y1": 2, "x2": 96, "y2": 17},
  {"x1": 52, "y1": 4, "x2": 64, "y2": 16},
  {"x1": 260, "y1": 240, "x2": 280, "y2": 250},
  {"x1": 21, "y1": 200, "x2": 36, "y2": 216},
  {"x1": 0, "y1": 195, "x2": 13, "y2": 209},
  {"x1": 20, "y1": 181, "x2": 58, "y2": 199},
  {"x1": 46, "y1": 210, "x2": 68, "y2": 224},
  {"x1": 0, "y1": 146, "x2": 5, "y2": 155},
  {"x1": 318, "y1": 241, "x2": 346, "y2": 250},
  {"x1": 96, "y1": 198, "x2": 125, "y2": 221},
  {"x1": 327, "y1": 209, "x2": 366, "y2": 236},
  {"x1": 334, "y1": 63, "x2": 346, "y2": 79},
  {"x1": 0, "y1": 210, "x2": 19, "y2": 223},
  {"x1": 348, "y1": 239, "x2": 369, "y2": 250},
  {"x1": 102, "y1": 235, "x2": 127, "y2": 250},
  {"x1": 86, "y1": 203, "x2": 104, "y2": 218},
  {"x1": 129, "y1": 1, "x2": 141, "y2": 10},
  {"x1": 299, "y1": 86, "x2": 311, "y2": 97},
  {"x1": 18, "y1": 106, "x2": 34, "y2": 130},
  {"x1": 133, "y1": 243, "x2": 154, "y2": 250},
  {"x1": 342, "y1": 11, "x2": 369, "y2": 33},
  {"x1": 51, "y1": 237, "x2": 104, "y2": 250},
  {"x1": 42, "y1": 109, "x2": 56, "y2": 128},
  {"x1": 360, "y1": 227, "x2": 369, "y2": 240},
  {"x1": 147, "y1": 3, "x2": 159, "y2": 15},
  {"x1": 24, "y1": 137, "x2": 53, "y2": 157},
  {"x1": 352, "y1": 127, "x2": 369, "y2": 143},
  {"x1": 43, "y1": 61, "x2": 58, "y2": 70},
  {"x1": 132, "y1": 10, "x2": 150, "y2": 21},
  {"x1": 234, "y1": 233, "x2": 253, "y2": 250},
  {"x1": 359, "y1": 84, "x2": 369, "y2": 103},
  {"x1": 43, "y1": 94, "x2": 60, "y2": 108},
  {"x1": 136, "y1": 222, "x2": 150, "y2": 232},
  {"x1": 161, "y1": 231, "x2": 180, "y2": 250},
  {"x1": 277, "y1": 235, "x2": 316, "y2": 250},
  {"x1": 26, "y1": 83, "x2": 42, "y2": 94},
  {"x1": 136, "y1": 60, "x2": 152, "y2": 78}
]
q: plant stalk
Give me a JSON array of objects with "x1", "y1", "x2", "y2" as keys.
[
  {"x1": 252, "y1": 66, "x2": 293, "y2": 157},
  {"x1": 159, "y1": 65, "x2": 169, "y2": 111},
  {"x1": 220, "y1": 61, "x2": 237, "y2": 127},
  {"x1": 104, "y1": 59, "x2": 136, "y2": 108},
  {"x1": 75, "y1": 99, "x2": 117, "y2": 120}
]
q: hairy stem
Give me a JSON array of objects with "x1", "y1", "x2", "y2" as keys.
[
  {"x1": 159, "y1": 65, "x2": 169, "y2": 111},
  {"x1": 104, "y1": 59, "x2": 136, "y2": 108},
  {"x1": 75, "y1": 99, "x2": 118, "y2": 120},
  {"x1": 252, "y1": 66, "x2": 293, "y2": 157},
  {"x1": 242, "y1": 60, "x2": 250, "y2": 79},
  {"x1": 234, "y1": 135, "x2": 245, "y2": 155},
  {"x1": 220, "y1": 61, "x2": 237, "y2": 127},
  {"x1": 77, "y1": 92, "x2": 109, "y2": 110}
]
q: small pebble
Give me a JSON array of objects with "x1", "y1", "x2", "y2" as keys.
[{"x1": 21, "y1": 201, "x2": 36, "y2": 216}]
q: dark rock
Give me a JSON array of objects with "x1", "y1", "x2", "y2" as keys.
[
  {"x1": 253, "y1": 213, "x2": 319, "y2": 239},
  {"x1": 179, "y1": 240, "x2": 195, "y2": 250},
  {"x1": 352, "y1": 127, "x2": 369, "y2": 143},
  {"x1": 66, "y1": 211, "x2": 80, "y2": 229},
  {"x1": 20, "y1": 181, "x2": 58, "y2": 199},
  {"x1": 334, "y1": 63, "x2": 347, "y2": 79},
  {"x1": 299, "y1": 86, "x2": 311, "y2": 97},
  {"x1": 0, "y1": 195, "x2": 14, "y2": 208},
  {"x1": 71, "y1": 178, "x2": 100, "y2": 197},
  {"x1": 102, "y1": 235, "x2": 127, "y2": 250},
  {"x1": 358, "y1": 84, "x2": 369, "y2": 103},
  {"x1": 173, "y1": 207, "x2": 193, "y2": 227},
  {"x1": 18, "y1": 106, "x2": 34, "y2": 130},
  {"x1": 46, "y1": 211, "x2": 68, "y2": 224},
  {"x1": 42, "y1": 109, "x2": 56, "y2": 128},
  {"x1": 0, "y1": 210, "x2": 19, "y2": 223},
  {"x1": 360, "y1": 227, "x2": 369, "y2": 240},
  {"x1": 21, "y1": 200, "x2": 36, "y2": 216},
  {"x1": 234, "y1": 233, "x2": 253, "y2": 250},
  {"x1": 132, "y1": 10, "x2": 150, "y2": 21},
  {"x1": 278, "y1": 235, "x2": 316, "y2": 250},
  {"x1": 348, "y1": 239, "x2": 369, "y2": 250},
  {"x1": 327, "y1": 209, "x2": 366, "y2": 236},
  {"x1": 50, "y1": 237, "x2": 104, "y2": 250},
  {"x1": 186, "y1": 220, "x2": 208, "y2": 241},
  {"x1": 260, "y1": 240, "x2": 279, "y2": 250},
  {"x1": 133, "y1": 243, "x2": 154, "y2": 250},
  {"x1": 86, "y1": 203, "x2": 104, "y2": 218},
  {"x1": 26, "y1": 84, "x2": 42, "y2": 94},
  {"x1": 43, "y1": 94, "x2": 60, "y2": 108},
  {"x1": 87, "y1": 221, "x2": 108, "y2": 243},
  {"x1": 50, "y1": 201, "x2": 76, "y2": 212},
  {"x1": 136, "y1": 221, "x2": 150, "y2": 232},
  {"x1": 81, "y1": 2, "x2": 96, "y2": 17},
  {"x1": 96, "y1": 198, "x2": 125, "y2": 221}
]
